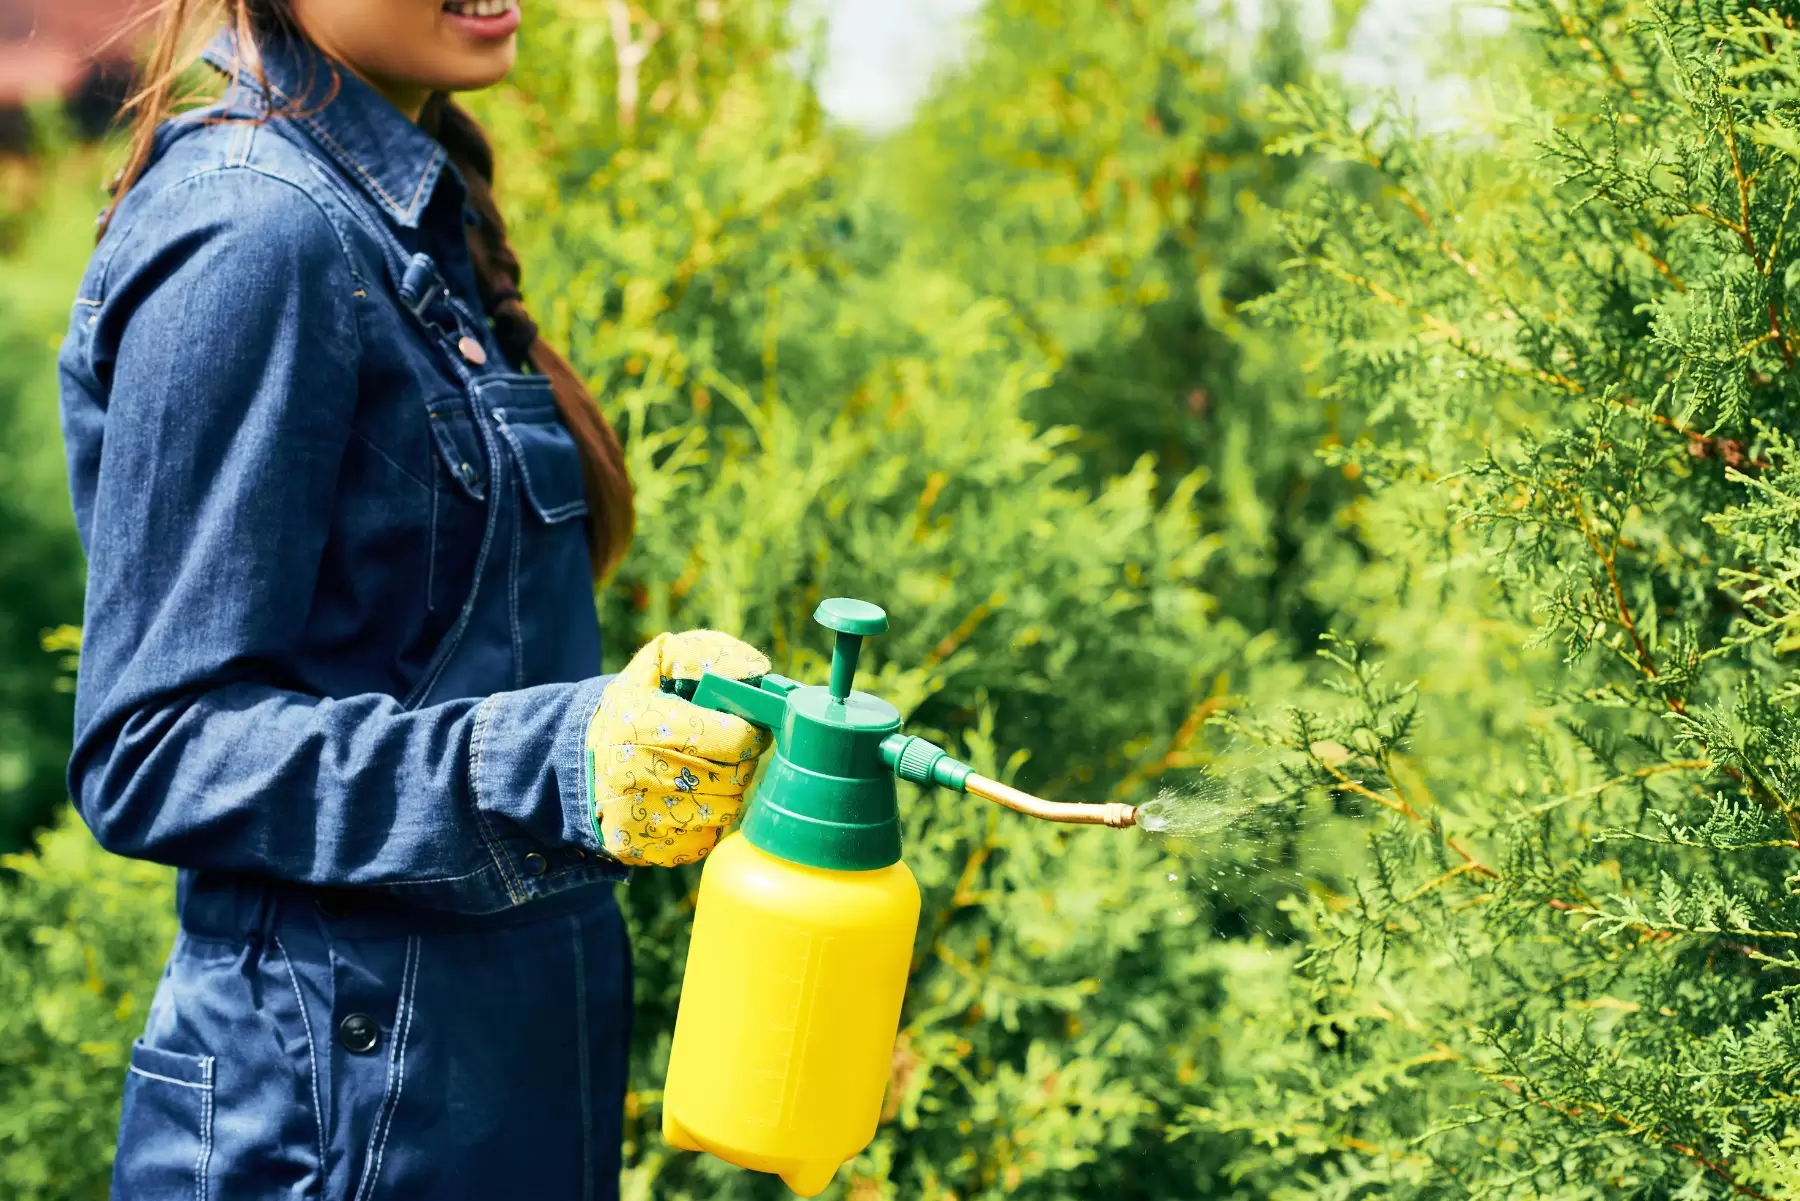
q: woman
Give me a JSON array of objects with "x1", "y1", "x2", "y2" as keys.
[{"x1": 57, "y1": 2, "x2": 771, "y2": 1197}]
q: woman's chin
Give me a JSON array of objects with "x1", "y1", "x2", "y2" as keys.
[{"x1": 427, "y1": 47, "x2": 518, "y2": 95}]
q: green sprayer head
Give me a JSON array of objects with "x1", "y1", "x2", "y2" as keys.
[{"x1": 670, "y1": 598, "x2": 1136, "y2": 872}]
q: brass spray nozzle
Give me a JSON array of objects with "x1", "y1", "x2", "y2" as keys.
[
  {"x1": 964, "y1": 775, "x2": 1138, "y2": 829},
  {"x1": 881, "y1": 734, "x2": 1138, "y2": 829}
]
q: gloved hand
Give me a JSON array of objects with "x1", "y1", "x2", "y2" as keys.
[{"x1": 585, "y1": 630, "x2": 774, "y2": 866}]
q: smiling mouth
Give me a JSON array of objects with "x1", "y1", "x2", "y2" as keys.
[{"x1": 442, "y1": 0, "x2": 518, "y2": 16}]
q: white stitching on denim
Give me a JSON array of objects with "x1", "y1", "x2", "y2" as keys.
[
  {"x1": 228, "y1": 118, "x2": 253, "y2": 168},
  {"x1": 138, "y1": 154, "x2": 362, "y2": 287},
  {"x1": 127, "y1": 1066, "x2": 209, "y2": 1089},
  {"x1": 398, "y1": 410, "x2": 498, "y2": 711},
  {"x1": 465, "y1": 398, "x2": 526, "y2": 697},
  {"x1": 398, "y1": 498, "x2": 491, "y2": 707},
  {"x1": 376, "y1": 863, "x2": 495, "y2": 888},
  {"x1": 405, "y1": 153, "x2": 443, "y2": 222},
  {"x1": 347, "y1": 936, "x2": 414, "y2": 1201},
  {"x1": 351, "y1": 936, "x2": 418, "y2": 1201},
  {"x1": 273, "y1": 936, "x2": 327, "y2": 1189},
  {"x1": 344, "y1": 426, "x2": 433, "y2": 493},
  {"x1": 295, "y1": 165, "x2": 508, "y2": 721},
  {"x1": 468, "y1": 697, "x2": 524, "y2": 904},
  {"x1": 86, "y1": 160, "x2": 366, "y2": 374},
  {"x1": 298, "y1": 113, "x2": 445, "y2": 228},
  {"x1": 426, "y1": 465, "x2": 439, "y2": 613},
  {"x1": 495, "y1": 420, "x2": 589, "y2": 523},
  {"x1": 195, "y1": 1055, "x2": 215, "y2": 1201},
  {"x1": 571, "y1": 915, "x2": 594, "y2": 1199},
  {"x1": 300, "y1": 114, "x2": 404, "y2": 215},
  {"x1": 209, "y1": 45, "x2": 440, "y2": 228},
  {"x1": 295, "y1": 155, "x2": 501, "y2": 720},
  {"x1": 244, "y1": 162, "x2": 371, "y2": 296},
  {"x1": 508, "y1": 480, "x2": 524, "y2": 691}
]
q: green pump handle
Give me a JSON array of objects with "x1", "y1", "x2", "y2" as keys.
[
  {"x1": 682, "y1": 671, "x2": 794, "y2": 730},
  {"x1": 688, "y1": 671, "x2": 973, "y2": 789},
  {"x1": 680, "y1": 596, "x2": 891, "y2": 724},
  {"x1": 684, "y1": 597, "x2": 973, "y2": 785},
  {"x1": 660, "y1": 599, "x2": 975, "y2": 870}
]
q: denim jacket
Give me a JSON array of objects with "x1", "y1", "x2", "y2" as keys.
[{"x1": 57, "y1": 29, "x2": 626, "y2": 916}]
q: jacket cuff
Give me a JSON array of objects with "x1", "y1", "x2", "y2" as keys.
[
  {"x1": 575, "y1": 673, "x2": 617, "y2": 854},
  {"x1": 467, "y1": 675, "x2": 618, "y2": 898}
]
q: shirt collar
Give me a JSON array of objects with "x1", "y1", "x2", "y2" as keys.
[{"x1": 201, "y1": 26, "x2": 450, "y2": 230}]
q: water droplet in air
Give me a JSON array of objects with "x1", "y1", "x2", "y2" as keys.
[{"x1": 1134, "y1": 770, "x2": 1259, "y2": 841}]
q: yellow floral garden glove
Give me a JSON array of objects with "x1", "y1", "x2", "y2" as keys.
[{"x1": 585, "y1": 630, "x2": 774, "y2": 867}]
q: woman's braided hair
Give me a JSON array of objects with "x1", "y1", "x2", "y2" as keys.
[{"x1": 424, "y1": 94, "x2": 634, "y2": 579}]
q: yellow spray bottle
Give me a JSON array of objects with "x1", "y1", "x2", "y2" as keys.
[{"x1": 659, "y1": 599, "x2": 1139, "y2": 1197}]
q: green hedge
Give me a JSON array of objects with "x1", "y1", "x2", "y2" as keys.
[{"x1": 0, "y1": 2, "x2": 1354, "y2": 1198}]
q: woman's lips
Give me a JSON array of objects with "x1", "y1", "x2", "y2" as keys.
[{"x1": 442, "y1": 0, "x2": 521, "y2": 41}]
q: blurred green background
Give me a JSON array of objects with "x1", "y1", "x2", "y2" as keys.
[{"x1": 15, "y1": 1, "x2": 1800, "y2": 1199}]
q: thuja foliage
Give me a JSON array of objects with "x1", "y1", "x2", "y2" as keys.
[
  {"x1": 884, "y1": 0, "x2": 1356, "y2": 648},
  {"x1": 0, "y1": 2, "x2": 1360, "y2": 1200},
  {"x1": 0, "y1": 811, "x2": 175, "y2": 1200},
  {"x1": 1190, "y1": 2, "x2": 1800, "y2": 1196},
  {"x1": 478, "y1": 3, "x2": 1357, "y2": 1198},
  {"x1": 0, "y1": 142, "x2": 90, "y2": 853}
]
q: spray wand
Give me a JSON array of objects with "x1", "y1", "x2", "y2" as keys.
[
  {"x1": 668, "y1": 598, "x2": 1137, "y2": 836},
  {"x1": 877, "y1": 733, "x2": 1138, "y2": 828}
]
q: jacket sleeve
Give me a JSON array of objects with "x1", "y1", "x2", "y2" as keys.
[{"x1": 58, "y1": 165, "x2": 607, "y2": 912}]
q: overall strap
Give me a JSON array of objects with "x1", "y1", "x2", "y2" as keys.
[{"x1": 262, "y1": 116, "x2": 512, "y2": 711}]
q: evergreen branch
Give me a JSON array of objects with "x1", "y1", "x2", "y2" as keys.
[
  {"x1": 1381, "y1": 183, "x2": 1482, "y2": 281},
  {"x1": 1482, "y1": 1072, "x2": 1774, "y2": 1201},
  {"x1": 1523, "y1": 759, "x2": 1715, "y2": 816},
  {"x1": 923, "y1": 593, "x2": 1004, "y2": 669},
  {"x1": 1726, "y1": 114, "x2": 1760, "y2": 269},
  {"x1": 1631, "y1": 229, "x2": 1687, "y2": 292},
  {"x1": 1596, "y1": 829, "x2": 1797, "y2": 851},
  {"x1": 1570, "y1": 491, "x2": 1669, "y2": 700},
  {"x1": 1318, "y1": 758, "x2": 1421, "y2": 822},
  {"x1": 1106, "y1": 693, "x2": 1229, "y2": 803},
  {"x1": 1549, "y1": 5, "x2": 1644, "y2": 98},
  {"x1": 1740, "y1": 947, "x2": 1800, "y2": 976},
  {"x1": 1562, "y1": 904, "x2": 1800, "y2": 943},
  {"x1": 909, "y1": 834, "x2": 997, "y2": 981},
  {"x1": 1598, "y1": 395, "x2": 1770, "y2": 472},
  {"x1": 1765, "y1": 302, "x2": 1795, "y2": 371},
  {"x1": 1295, "y1": 257, "x2": 1584, "y2": 394},
  {"x1": 1764, "y1": 179, "x2": 1800, "y2": 280},
  {"x1": 1384, "y1": 1012, "x2": 1773, "y2": 1200},
  {"x1": 1721, "y1": 105, "x2": 1797, "y2": 367},
  {"x1": 1684, "y1": 428, "x2": 1769, "y2": 471},
  {"x1": 1445, "y1": 838, "x2": 1496, "y2": 880},
  {"x1": 1398, "y1": 861, "x2": 1484, "y2": 903},
  {"x1": 1316, "y1": 758, "x2": 1499, "y2": 879}
]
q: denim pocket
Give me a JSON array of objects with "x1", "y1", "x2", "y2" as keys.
[
  {"x1": 424, "y1": 395, "x2": 489, "y2": 619},
  {"x1": 487, "y1": 379, "x2": 589, "y2": 525},
  {"x1": 113, "y1": 1041, "x2": 215, "y2": 1201},
  {"x1": 497, "y1": 410, "x2": 590, "y2": 524},
  {"x1": 426, "y1": 396, "x2": 488, "y2": 502}
]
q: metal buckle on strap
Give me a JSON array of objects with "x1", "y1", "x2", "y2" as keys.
[{"x1": 398, "y1": 252, "x2": 451, "y2": 325}]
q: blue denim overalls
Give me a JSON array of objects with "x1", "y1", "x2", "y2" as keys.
[{"x1": 57, "y1": 27, "x2": 632, "y2": 1200}]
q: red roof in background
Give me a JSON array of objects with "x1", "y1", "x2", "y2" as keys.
[{"x1": 0, "y1": 0, "x2": 143, "y2": 106}]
